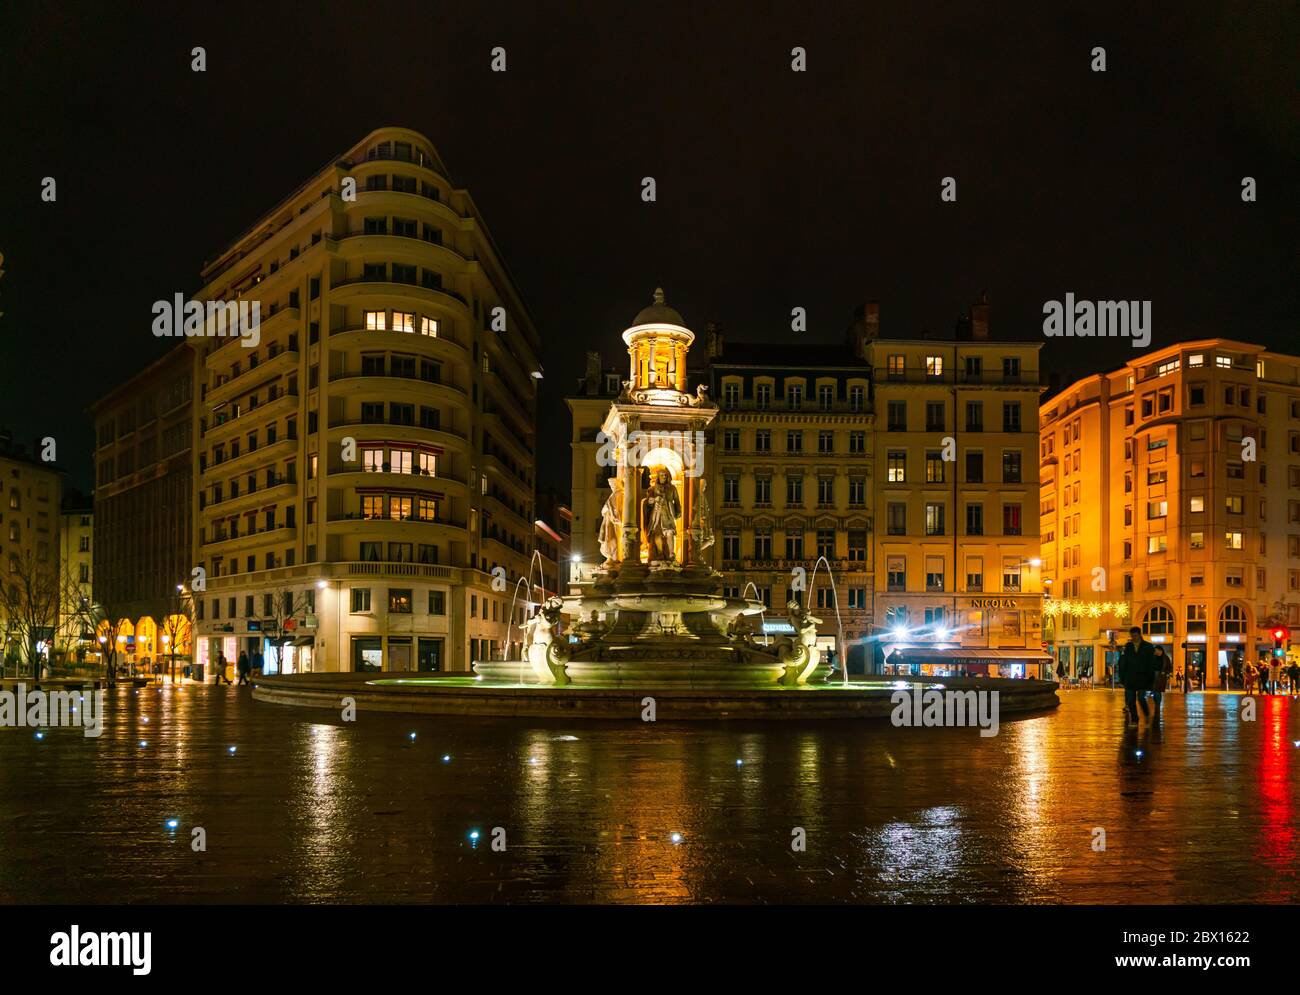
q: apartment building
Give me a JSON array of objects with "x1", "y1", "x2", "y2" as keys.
[
  {"x1": 866, "y1": 299, "x2": 1048, "y2": 677},
  {"x1": 57, "y1": 496, "x2": 93, "y2": 655},
  {"x1": 189, "y1": 127, "x2": 541, "y2": 675},
  {"x1": 89, "y1": 345, "x2": 194, "y2": 666},
  {"x1": 704, "y1": 323, "x2": 875, "y2": 673},
  {"x1": 0, "y1": 432, "x2": 62, "y2": 669},
  {"x1": 1040, "y1": 339, "x2": 1300, "y2": 686}
]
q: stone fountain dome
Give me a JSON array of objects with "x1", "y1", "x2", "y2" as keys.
[{"x1": 631, "y1": 287, "x2": 687, "y2": 329}]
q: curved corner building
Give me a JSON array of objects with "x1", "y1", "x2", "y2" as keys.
[{"x1": 189, "y1": 127, "x2": 541, "y2": 675}]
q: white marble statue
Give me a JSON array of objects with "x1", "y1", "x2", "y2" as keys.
[
  {"x1": 598, "y1": 476, "x2": 624, "y2": 563},
  {"x1": 692, "y1": 478, "x2": 714, "y2": 553},
  {"x1": 780, "y1": 599, "x2": 824, "y2": 685},
  {"x1": 522, "y1": 597, "x2": 566, "y2": 684}
]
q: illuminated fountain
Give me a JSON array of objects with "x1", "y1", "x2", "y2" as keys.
[{"x1": 475, "y1": 289, "x2": 820, "y2": 687}]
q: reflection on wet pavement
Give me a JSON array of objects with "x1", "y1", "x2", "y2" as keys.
[{"x1": 0, "y1": 685, "x2": 1295, "y2": 903}]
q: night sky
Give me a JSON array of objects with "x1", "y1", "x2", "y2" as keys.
[{"x1": 1, "y1": 1, "x2": 1295, "y2": 498}]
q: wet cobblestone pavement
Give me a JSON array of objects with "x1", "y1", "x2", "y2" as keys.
[{"x1": 0, "y1": 684, "x2": 1296, "y2": 903}]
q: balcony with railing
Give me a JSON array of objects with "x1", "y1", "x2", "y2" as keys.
[
  {"x1": 332, "y1": 228, "x2": 469, "y2": 264},
  {"x1": 201, "y1": 435, "x2": 297, "y2": 481},
  {"x1": 206, "y1": 343, "x2": 300, "y2": 407},
  {"x1": 326, "y1": 511, "x2": 466, "y2": 530},
  {"x1": 201, "y1": 475, "x2": 297, "y2": 515},
  {"x1": 202, "y1": 521, "x2": 297, "y2": 549},
  {"x1": 203, "y1": 388, "x2": 299, "y2": 441},
  {"x1": 330, "y1": 274, "x2": 469, "y2": 310}
]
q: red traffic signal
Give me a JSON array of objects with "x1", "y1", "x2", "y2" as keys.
[{"x1": 1273, "y1": 627, "x2": 1289, "y2": 643}]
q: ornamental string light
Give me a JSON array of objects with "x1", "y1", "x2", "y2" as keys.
[{"x1": 1042, "y1": 600, "x2": 1131, "y2": 620}]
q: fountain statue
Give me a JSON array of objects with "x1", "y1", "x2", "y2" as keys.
[
  {"x1": 598, "y1": 475, "x2": 623, "y2": 563},
  {"x1": 779, "y1": 599, "x2": 826, "y2": 685},
  {"x1": 692, "y1": 478, "x2": 714, "y2": 555},
  {"x1": 643, "y1": 467, "x2": 681, "y2": 564},
  {"x1": 520, "y1": 596, "x2": 569, "y2": 685}
]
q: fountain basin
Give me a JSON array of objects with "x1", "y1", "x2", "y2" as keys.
[{"x1": 252, "y1": 672, "x2": 1060, "y2": 720}]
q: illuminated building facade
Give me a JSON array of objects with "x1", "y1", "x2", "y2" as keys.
[
  {"x1": 57, "y1": 498, "x2": 93, "y2": 656},
  {"x1": 1040, "y1": 339, "x2": 1300, "y2": 686},
  {"x1": 189, "y1": 127, "x2": 541, "y2": 675},
  {"x1": 704, "y1": 322, "x2": 875, "y2": 672},
  {"x1": 865, "y1": 299, "x2": 1048, "y2": 677},
  {"x1": 0, "y1": 434, "x2": 62, "y2": 668}
]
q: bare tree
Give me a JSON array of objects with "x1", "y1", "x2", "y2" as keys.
[
  {"x1": 0, "y1": 550, "x2": 62, "y2": 680},
  {"x1": 54, "y1": 572, "x2": 96, "y2": 672},
  {"x1": 159, "y1": 586, "x2": 195, "y2": 683},
  {"x1": 68, "y1": 594, "x2": 129, "y2": 686},
  {"x1": 263, "y1": 587, "x2": 313, "y2": 672}
]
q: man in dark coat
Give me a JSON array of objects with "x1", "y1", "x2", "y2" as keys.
[
  {"x1": 237, "y1": 651, "x2": 251, "y2": 686},
  {"x1": 1117, "y1": 625, "x2": 1156, "y2": 724}
]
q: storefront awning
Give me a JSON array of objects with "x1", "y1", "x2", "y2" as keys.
[
  {"x1": 291, "y1": 636, "x2": 314, "y2": 646},
  {"x1": 887, "y1": 646, "x2": 1052, "y2": 665}
]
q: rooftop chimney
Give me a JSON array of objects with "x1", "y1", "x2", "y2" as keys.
[
  {"x1": 706, "y1": 321, "x2": 724, "y2": 359},
  {"x1": 864, "y1": 301, "x2": 880, "y2": 340},
  {"x1": 970, "y1": 291, "x2": 989, "y2": 341},
  {"x1": 847, "y1": 301, "x2": 880, "y2": 359}
]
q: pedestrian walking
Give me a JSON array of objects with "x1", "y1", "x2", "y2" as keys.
[
  {"x1": 1117, "y1": 626, "x2": 1155, "y2": 725},
  {"x1": 237, "y1": 651, "x2": 251, "y2": 686},
  {"x1": 1269, "y1": 656, "x2": 1282, "y2": 696},
  {"x1": 213, "y1": 651, "x2": 231, "y2": 685},
  {"x1": 1150, "y1": 646, "x2": 1170, "y2": 721}
]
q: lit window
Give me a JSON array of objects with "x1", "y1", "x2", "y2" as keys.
[
  {"x1": 365, "y1": 310, "x2": 386, "y2": 331},
  {"x1": 926, "y1": 355, "x2": 943, "y2": 378},
  {"x1": 419, "y1": 452, "x2": 436, "y2": 476},
  {"x1": 390, "y1": 450, "x2": 413, "y2": 474},
  {"x1": 421, "y1": 316, "x2": 439, "y2": 337},
  {"x1": 1188, "y1": 353, "x2": 1203, "y2": 367},
  {"x1": 362, "y1": 447, "x2": 384, "y2": 472},
  {"x1": 1225, "y1": 531, "x2": 1244, "y2": 549},
  {"x1": 418, "y1": 498, "x2": 437, "y2": 521},
  {"x1": 1189, "y1": 497, "x2": 1204, "y2": 512},
  {"x1": 393, "y1": 311, "x2": 415, "y2": 333},
  {"x1": 390, "y1": 496, "x2": 413, "y2": 521}
]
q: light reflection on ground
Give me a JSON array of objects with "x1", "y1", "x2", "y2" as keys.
[{"x1": 0, "y1": 686, "x2": 1295, "y2": 903}]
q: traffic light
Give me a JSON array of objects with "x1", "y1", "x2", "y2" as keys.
[{"x1": 1273, "y1": 626, "x2": 1289, "y2": 659}]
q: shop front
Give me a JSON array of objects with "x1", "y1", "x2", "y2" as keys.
[
  {"x1": 263, "y1": 636, "x2": 315, "y2": 675},
  {"x1": 882, "y1": 645, "x2": 1054, "y2": 680}
]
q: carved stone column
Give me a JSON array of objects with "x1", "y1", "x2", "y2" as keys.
[{"x1": 621, "y1": 420, "x2": 641, "y2": 561}]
